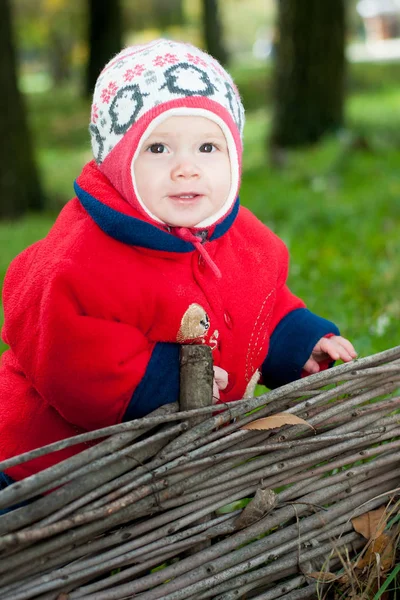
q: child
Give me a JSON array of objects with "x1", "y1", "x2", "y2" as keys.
[{"x1": 0, "y1": 39, "x2": 356, "y2": 484}]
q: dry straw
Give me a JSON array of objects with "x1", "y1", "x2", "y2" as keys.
[{"x1": 0, "y1": 345, "x2": 399, "y2": 599}]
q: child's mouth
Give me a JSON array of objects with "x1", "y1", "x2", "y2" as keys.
[{"x1": 169, "y1": 194, "x2": 202, "y2": 201}]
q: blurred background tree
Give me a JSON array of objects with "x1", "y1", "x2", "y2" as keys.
[
  {"x1": 0, "y1": 0, "x2": 43, "y2": 218},
  {"x1": 202, "y1": 0, "x2": 229, "y2": 65},
  {"x1": 85, "y1": 0, "x2": 188, "y2": 95},
  {"x1": 85, "y1": 0, "x2": 123, "y2": 96},
  {"x1": 270, "y1": 0, "x2": 346, "y2": 150}
]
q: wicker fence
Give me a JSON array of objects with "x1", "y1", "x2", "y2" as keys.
[{"x1": 0, "y1": 345, "x2": 399, "y2": 599}]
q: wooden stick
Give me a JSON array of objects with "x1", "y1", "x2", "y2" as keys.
[{"x1": 179, "y1": 345, "x2": 213, "y2": 426}]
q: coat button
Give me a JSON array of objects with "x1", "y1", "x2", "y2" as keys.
[
  {"x1": 224, "y1": 312, "x2": 233, "y2": 328},
  {"x1": 198, "y1": 254, "x2": 205, "y2": 269}
]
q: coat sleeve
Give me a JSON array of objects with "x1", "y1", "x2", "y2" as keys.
[
  {"x1": 261, "y1": 237, "x2": 340, "y2": 389},
  {"x1": 2, "y1": 259, "x2": 180, "y2": 431}
]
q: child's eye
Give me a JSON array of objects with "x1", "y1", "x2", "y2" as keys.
[
  {"x1": 199, "y1": 143, "x2": 216, "y2": 153},
  {"x1": 147, "y1": 143, "x2": 167, "y2": 153}
]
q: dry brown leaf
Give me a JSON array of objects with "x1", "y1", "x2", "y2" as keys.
[
  {"x1": 355, "y1": 532, "x2": 395, "y2": 571},
  {"x1": 306, "y1": 571, "x2": 349, "y2": 584},
  {"x1": 235, "y1": 488, "x2": 276, "y2": 529},
  {"x1": 241, "y1": 412, "x2": 314, "y2": 431},
  {"x1": 352, "y1": 506, "x2": 387, "y2": 540}
]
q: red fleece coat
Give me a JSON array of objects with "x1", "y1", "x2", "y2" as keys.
[{"x1": 0, "y1": 161, "x2": 338, "y2": 480}]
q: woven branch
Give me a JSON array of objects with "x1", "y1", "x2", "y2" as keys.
[{"x1": 0, "y1": 346, "x2": 399, "y2": 600}]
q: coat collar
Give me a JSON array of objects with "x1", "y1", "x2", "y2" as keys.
[{"x1": 74, "y1": 161, "x2": 239, "y2": 253}]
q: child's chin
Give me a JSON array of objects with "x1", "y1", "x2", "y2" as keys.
[
  {"x1": 167, "y1": 214, "x2": 203, "y2": 228},
  {"x1": 171, "y1": 220, "x2": 199, "y2": 228}
]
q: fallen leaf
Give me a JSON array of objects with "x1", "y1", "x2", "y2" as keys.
[
  {"x1": 306, "y1": 571, "x2": 349, "y2": 584},
  {"x1": 355, "y1": 532, "x2": 395, "y2": 571},
  {"x1": 241, "y1": 413, "x2": 314, "y2": 431},
  {"x1": 352, "y1": 506, "x2": 387, "y2": 540},
  {"x1": 235, "y1": 488, "x2": 276, "y2": 529}
]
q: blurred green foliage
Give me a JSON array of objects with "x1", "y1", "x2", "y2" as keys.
[{"x1": 0, "y1": 60, "x2": 399, "y2": 360}]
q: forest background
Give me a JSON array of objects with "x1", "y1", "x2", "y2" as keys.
[{"x1": 0, "y1": 0, "x2": 399, "y2": 364}]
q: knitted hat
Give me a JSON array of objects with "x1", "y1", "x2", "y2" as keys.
[{"x1": 90, "y1": 39, "x2": 245, "y2": 228}]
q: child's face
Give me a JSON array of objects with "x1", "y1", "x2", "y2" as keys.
[{"x1": 133, "y1": 116, "x2": 231, "y2": 228}]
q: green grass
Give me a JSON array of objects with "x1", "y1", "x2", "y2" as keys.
[
  {"x1": 373, "y1": 564, "x2": 400, "y2": 599},
  {"x1": 1, "y1": 63, "x2": 399, "y2": 361}
]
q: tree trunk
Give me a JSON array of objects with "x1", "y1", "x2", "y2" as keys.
[
  {"x1": 85, "y1": 0, "x2": 123, "y2": 97},
  {"x1": 0, "y1": 0, "x2": 44, "y2": 219},
  {"x1": 202, "y1": 0, "x2": 229, "y2": 66},
  {"x1": 48, "y1": 30, "x2": 72, "y2": 87},
  {"x1": 270, "y1": 0, "x2": 346, "y2": 148}
]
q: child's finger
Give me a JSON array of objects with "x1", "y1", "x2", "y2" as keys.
[
  {"x1": 336, "y1": 337, "x2": 358, "y2": 358},
  {"x1": 316, "y1": 337, "x2": 341, "y2": 360},
  {"x1": 303, "y1": 356, "x2": 320, "y2": 374},
  {"x1": 320, "y1": 337, "x2": 356, "y2": 362},
  {"x1": 213, "y1": 366, "x2": 228, "y2": 390}
]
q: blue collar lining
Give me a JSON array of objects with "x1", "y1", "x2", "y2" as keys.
[{"x1": 74, "y1": 181, "x2": 239, "y2": 252}]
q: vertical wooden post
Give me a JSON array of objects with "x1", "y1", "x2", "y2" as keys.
[
  {"x1": 179, "y1": 345, "x2": 213, "y2": 553},
  {"x1": 179, "y1": 345, "x2": 213, "y2": 426}
]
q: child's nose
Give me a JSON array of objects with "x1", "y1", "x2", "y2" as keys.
[{"x1": 171, "y1": 156, "x2": 200, "y2": 180}]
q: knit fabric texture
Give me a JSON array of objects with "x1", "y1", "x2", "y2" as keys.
[{"x1": 89, "y1": 39, "x2": 245, "y2": 165}]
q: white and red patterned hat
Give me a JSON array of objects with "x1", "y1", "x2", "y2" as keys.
[{"x1": 90, "y1": 39, "x2": 245, "y2": 227}]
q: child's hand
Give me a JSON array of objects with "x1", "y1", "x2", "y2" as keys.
[
  {"x1": 213, "y1": 366, "x2": 228, "y2": 403},
  {"x1": 303, "y1": 336, "x2": 357, "y2": 374}
]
